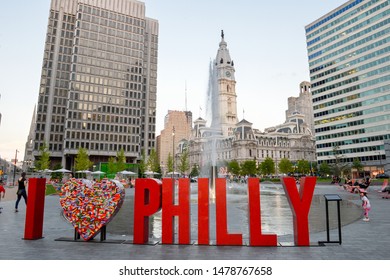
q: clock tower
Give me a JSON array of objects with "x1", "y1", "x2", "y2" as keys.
[{"x1": 215, "y1": 30, "x2": 238, "y2": 136}]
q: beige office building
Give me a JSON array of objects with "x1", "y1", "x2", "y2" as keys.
[{"x1": 156, "y1": 110, "x2": 192, "y2": 174}]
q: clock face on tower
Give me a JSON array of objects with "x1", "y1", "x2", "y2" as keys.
[{"x1": 225, "y1": 71, "x2": 231, "y2": 77}]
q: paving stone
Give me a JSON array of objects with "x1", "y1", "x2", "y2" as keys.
[{"x1": 0, "y1": 184, "x2": 389, "y2": 259}]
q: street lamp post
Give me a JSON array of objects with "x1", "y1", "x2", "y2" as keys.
[
  {"x1": 310, "y1": 153, "x2": 313, "y2": 176},
  {"x1": 12, "y1": 149, "x2": 19, "y2": 186},
  {"x1": 274, "y1": 144, "x2": 278, "y2": 176}
]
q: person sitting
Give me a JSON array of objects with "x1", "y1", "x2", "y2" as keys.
[
  {"x1": 331, "y1": 176, "x2": 341, "y2": 184},
  {"x1": 378, "y1": 179, "x2": 389, "y2": 192},
  {"x1": 347, "y1": 177, "x2": 371, "y2": 193},
  {"x1": 359, "y1": 177, "x2": 371, "y2": 190},
  {"x1": 381, "y1": 186, "x2": 390, "y2": 199},
  {"x1": 343, "y1": 177, "x2": 353, "y2": 190},
  {"x1": 347, "y1": 179, "x2": 363, "y2": 193},
  {"x1": 378, "y1": 179, "x2": 390, "y2": 198}
]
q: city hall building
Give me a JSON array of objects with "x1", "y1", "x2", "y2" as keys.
[{"x1": 174, "y1": 33, "x2": 316, "y2": 176}]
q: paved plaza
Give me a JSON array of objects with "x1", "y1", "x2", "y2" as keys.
[{"x1": 0, "y1": 181, "x2": 389, "y2": 260}]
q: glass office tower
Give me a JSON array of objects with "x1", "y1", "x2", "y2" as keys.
[
  {"x1": 306, "y1": 0, "x2": 390, "y2": 176},
  {"x1": 32, "y1": 0, "x2": 158, "y2": 169}
]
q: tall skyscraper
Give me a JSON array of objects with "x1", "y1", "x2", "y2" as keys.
[
  {"x1": 29, "y1": 0, "x2": 158, "y2": 169},
  {"x1": 306, "y1": 0, "x2": 390, "y2": 175}
]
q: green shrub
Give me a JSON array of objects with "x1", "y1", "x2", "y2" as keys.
[{"x1": 45, "y1": 184, "x2": 57, "y2": 195}]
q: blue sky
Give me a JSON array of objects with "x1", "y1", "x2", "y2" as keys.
[{"x1": 0, "y1": 0, "x2": 347, "y2": 161}]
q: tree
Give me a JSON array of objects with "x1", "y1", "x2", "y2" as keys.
[
  {"x1": 116, "y1": 148, "x2": 126, "y2": 172},
  {"x1": 74, "y1": 148, "x2": 92, "y2": 171},
  {"x1": 155, "y1": 164, "x2": 162, "y2": 177},
  {"x1": 189, "y1": 164, "x2": 200, "y2": 178},
  {"x1": 310, "y1": 162, "x2": 318, "y2": 176},
  {"x1": 319, "y1": 162, "x2": 331, "y2": 177},
  {"x1": 51, "y1": 163, "x2": 63, "y2": 180},
  {"x1": 177, "y1": 150, "x2": 190, "y2": 175},
  {"x1": 352, "y1": 158, "x2": 363, "y2": 178},
  {"x1": 330, "y1": 145, "x2": 349, "y2": 177},
  {"x1": 138, "y1": 150, "x2": 147, "y2": 177},
  {"x1": 278, "y1": 158, "x2": 294, "y2": 174},
  {"x1": 260, "y1": 157, "x2": 275, "y2": 175},
  {"x1": 240, "y1": 160, "x2": 257, "y2": 176},
  {"x1": 35, "y1": 143, "x2": 50, "y2": 171},
  {"x1": 297, "y1": 159, "x2": 310, "y2": 174},
  {"x1": 227, "y1": 160, "x2": 240, "y2": 176},
  {"x1": 147, "y1": 149, "x2": 160, "y2": 173},
  {"x1": 108, "y1": 156, "x2": 117, "y2": 175},
  {"x1": 166, "y1": 153, "x2": 174, "y2": 173}
]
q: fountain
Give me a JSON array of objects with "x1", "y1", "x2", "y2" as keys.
[
  {"x1": 203, "y1": 58, "x2": 221, "y2": 201},
  {"x1": 209, "y1": 165, "x2": 217, "y2": 201}
]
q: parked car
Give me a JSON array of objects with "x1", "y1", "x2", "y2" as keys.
[{"x1": 376, "y1": 173, "x2": 389, "y2": 179}]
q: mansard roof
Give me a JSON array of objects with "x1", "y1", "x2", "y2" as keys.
[
  {"x1": 194, "y1": 117, "x2": 206, "y2": 122},
  {"x1": 236, "y1": 119, "x2": 253, "y2": 126}
]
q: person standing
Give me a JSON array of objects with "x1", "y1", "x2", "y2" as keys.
[
  {"x1": 15, "y1": 172, "x2": 28, "y2": 212},
  {"x1": 360, "y1": 189, "x2": 371, "y2": 222},
  {"x1": 0, "y1": 179, "x2": 5, "y2": 213}
]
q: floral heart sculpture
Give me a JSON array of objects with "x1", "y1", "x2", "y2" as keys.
[{"x1": 59, "y1": 178, "x2": 125, "y2": 241}]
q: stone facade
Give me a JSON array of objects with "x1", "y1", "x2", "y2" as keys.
[{"x1": 188, "y1": 114, "x2": 316, "y2": 176}]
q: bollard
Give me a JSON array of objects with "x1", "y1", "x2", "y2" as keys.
[{"x1": 24, "y1": 178, "x2": 46, "y2": 240}]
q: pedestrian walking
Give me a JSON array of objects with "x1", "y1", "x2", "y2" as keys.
[
  {"x1": 15, "y1": 172, "x2": 28, "y2": 212},
  {"x1": 360, "y1": 189, "x2": 371, "y2": 222},
  {"x1": 0, "y1": 179, "x2": 5, "y2": 213}
]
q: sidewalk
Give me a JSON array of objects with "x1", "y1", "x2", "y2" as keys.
[
  {"x1": 0, "y1": 183, "x2": 389, "y2": 260},
  {"x1": 2, "y1": 185, "x2": 17, "y2": 202}
]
